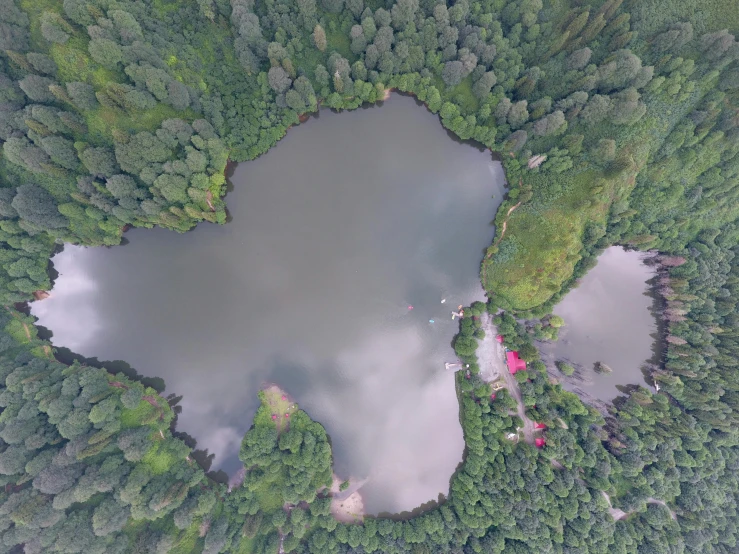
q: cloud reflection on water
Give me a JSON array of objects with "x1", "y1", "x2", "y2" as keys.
[{"x1": 32, "y1": 95, "x2": 504, "y2": 514}]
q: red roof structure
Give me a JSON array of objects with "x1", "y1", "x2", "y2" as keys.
[
  {"x1": 496, "y1": 334, "x2": 504, "y2": 343},
  {"x1": 506, "y1": 351, "x2": 526, "y2": 374},
  {"x1": 535, "y1": 437, "x2": 546, "y2": 448},
  {"x1": 535, "y1": 422, "x2": 547, "y2": 430}
]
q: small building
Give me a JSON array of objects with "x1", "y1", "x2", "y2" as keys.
[
  {"x1": 506, "y1": 351, "x2": 526, "y2": 374},
  {"x1": 496, "y1": 334, "x2": 504, "y2": 343},
  {"x1": 535, "y1": 437, "x2": 546, "y2": 448},
  {"x1": 535, "y1": 422, "x2": 547, "y2": 430}
]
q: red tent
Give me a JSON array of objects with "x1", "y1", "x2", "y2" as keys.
[
  {"x1": 535, "y1": 422, "x2": 547, "y2": 430},
  {"x1": 496, "y1": 334, "x2": 504, "y2": 343},
  {"x1": 535, "y1": 437, "x2": 546, "y2": 448},
  {"x1": 506, "y1": 351, "x2": 526, "y2": 374}
]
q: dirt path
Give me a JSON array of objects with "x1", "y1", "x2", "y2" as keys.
[
  {"x1": 480, "y1": 197, "x2": 522, "y2": 289},
  {"x1": 5, "y1": 307, "x2": 33, "y2": 341},
  {"x1": 477, "y1": 313, "x2": 537, "y2": 444},
  {"x1": 489, "y1": 200, "x2": 522, "y2": 254},
  {"x1": 602, "y1": 491, "x2": 628, "y2": 520},
  {"x1": 503, "y1": 365, "x2": 537, "y2": 444},
  {"x1": 206, "y1": 191, "x2": 215, "y2": 212},
  {"x1": 477, "y1": 312, "x2": 508, "y2": 383},
  {"x1": 602, "y1": 491, "x2": 676, "y2": 521}
]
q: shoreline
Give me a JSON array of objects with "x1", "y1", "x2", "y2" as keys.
[{"x1": 329, "y1": 473, "x2": 365, "y2": 523}]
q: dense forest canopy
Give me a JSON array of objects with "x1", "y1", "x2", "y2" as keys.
[{"x1": 0, "y1": 0, "x2": 737, "y2": 552}]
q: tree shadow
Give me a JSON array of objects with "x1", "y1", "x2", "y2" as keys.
[{"x1": 375, "y1": 493, "x2": 448, "y2": 521}]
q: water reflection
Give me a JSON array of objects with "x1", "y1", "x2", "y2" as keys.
[
  {"x1": 538, "y1": 247, "x2": 659, "y2": 402},
  {"x1": 32, "y1": 95, "x2": 505, "y2": 514}
]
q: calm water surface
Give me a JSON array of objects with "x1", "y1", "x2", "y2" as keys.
[
  {"x1": 32, "y1": 95, "x2": 505, "y2": 514},
  {"x1": 538, "y1": 247, "x2": 659, "y2": 401}
]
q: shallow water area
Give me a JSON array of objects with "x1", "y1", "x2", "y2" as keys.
[
  {"x1": 32, "y1": 95, "x2": 506, "y2": 515},
  {"x1": 538, "y1": 247, "x2": 660, "y2": 402}
]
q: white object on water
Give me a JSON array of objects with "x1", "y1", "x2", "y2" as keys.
[
  {"x1": 441, "y1": 298, "x2": 446, "y2": 304},
  {"x1": 429, "y1": 319, "x2": 435, "y2": 323}
]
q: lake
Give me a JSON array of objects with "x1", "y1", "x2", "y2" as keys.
[
  {"x1": 538, "y1": 247, "x2": 660, "y2": 402},
  {"x1": 32, "y1": 95, "x2": 506, "y2": 515}
]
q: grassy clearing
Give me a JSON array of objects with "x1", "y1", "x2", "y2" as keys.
[
  {"x1": 444, "y1": 74, "x2": 479, "y2": 114},
  {"x1": 142, "y1": 440, "x2": 177, "y2": 474},
  {"x1": 83, "y1": 103, "x2": 200, "y2": 144},
  {"x1": 152, "y1": 0, "x2": 182, "y2": 17},
  {"x1": 5, "y1": 313, "x2": 35, "y2": 344},
  {"x1": 119, "y1": 400, "x2": 158, "y2": 428},
  {"x1": 260, "y1": 384, "x2": 299, "y2": 434},
  {"x1": 484, "y1": 141, "x2": 649, "y2": 310},
  {"x1": 169, "y1": 522, "x2": 203, "y2": 554},
  {"x1": 19, "y1": 0, "x2": 63, "y2": 52},
  {"x1": 325, "y1": 18, "x2": 354, "y2": 62},
  {"x1": 51, "y1": 39, "x2": 122, "y2": 88}
]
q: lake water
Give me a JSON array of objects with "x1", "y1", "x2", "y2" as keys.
[
  {"x1": 32, "y1": 95, "x2": 506, "y2": 515},
  {"x1": 538, "y1": 247, "x2": 660, "y2": 402}
]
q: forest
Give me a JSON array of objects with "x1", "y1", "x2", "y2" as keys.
[{"x1": 0, "y1": 0, "x2": 737, "y2": 552}]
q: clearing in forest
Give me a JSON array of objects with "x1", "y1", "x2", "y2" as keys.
[{"x1": 262, "y1": 384, "x2": 298, "y2": 433}]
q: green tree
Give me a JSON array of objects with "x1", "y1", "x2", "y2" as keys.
[
  {"x1": 18, "y1": 75, "x2": 56, "y2": 103},
  {"x1": 442, "y1": 61, "x2": 465, "y2": 87},
  {"x1": 473, "y1": 71, "x2": 497, "y2": 99},
  {"x1": 81, "y1": 147, "x2": 118, "y2": 177},
  {"x1": 12, "y1": 184, "x2": 68, "y2": 230},
  {"x1": 39, "y1": 11, "x2": 71, "y2": 44},
  {"x1": 89, "y1": 38, "x2": 123, "y2": 69},
  {"x1": 313, "y1": 24, "x2": 327, "y2": 52},
  {"x1": 268, "y1": 67, "x2": 292, "y2": 94}
]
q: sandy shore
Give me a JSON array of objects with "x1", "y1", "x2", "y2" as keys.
[{"x1": 329, "y1": 473, "x2": 365, "y2": 523}]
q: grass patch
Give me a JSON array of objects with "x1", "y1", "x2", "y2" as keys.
[
  {"x1": 5, "y1": 318, "x2": 33, "y2": 344},
  {"x1": 152, "y1": 0, "x2": 183, "y2": 17},
  {"x1": 51, "y1": 39, "x2": 121, "y2": 88},
  {"x1": 169, "y1": 521, "x2": 204, "y2": 554},
  {"x1": 119, "y1": 401, "x2": 157, "y2": 428},
  {"x1": 259, "y1": 385, "x2": 299, "y2": 434},
  {"x1": 484, "y1": 126, "x2": 653, "y2": 310},
  {"x1": 325, "y1": 18, "x2": 354, "y2": 62},
  {"x1": 252, "y1": 475, "x2": 288, "y2": 513},
  {"x1": 233, "y1": 536, "x2": 256, "y2": 554},
  {"x1": 444, "y1": 74, "x2": 479, "y2": 114},
  {"x1": 19, "y1": 0, "x2": 63, "y2": 52},
  {"x1": 142, "y1": 440, "x2": 176, "y2": 475},
  {"x1": 85, "y1": 104, "x2": 199, "y2": 144}
]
